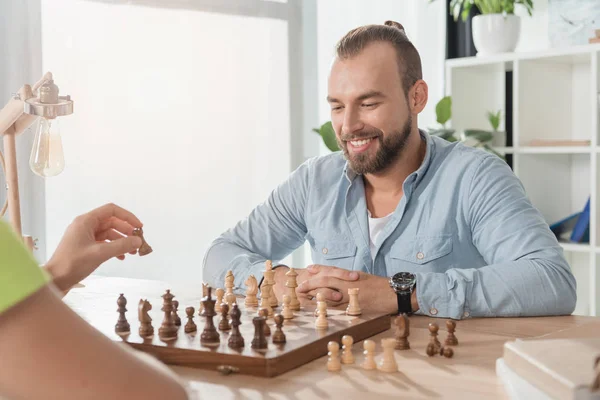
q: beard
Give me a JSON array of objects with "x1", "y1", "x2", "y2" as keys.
[{"x1": 337, "y1": 115, "x2": 412, "y2": 175}]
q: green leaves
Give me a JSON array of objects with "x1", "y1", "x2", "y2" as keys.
[
  {"x1": 444, "y1": 0, "x2": 534, "y2": 21},
  {"x1": 487, "y1": 110, "x2": 501, "y2": 131},
  {"x1": 435, "y1": 96, "x2": 452, "y2": 126},
  {"x1": 312, "y1": 121, "x2": 340, "y2": 152},
  {"x1": 463, "y1": 129, "x2": 494, "y2": 143}
]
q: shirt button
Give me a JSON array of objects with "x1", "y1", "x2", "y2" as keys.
[
  {"x1": 463, "y1": 311, "x2": 470, "y2": 318},
  {"x1": 416, "y1": 252, "x2": 424, "y2": 260},
  {"x1": 429, "y1": 308, "x2": 438, "y2": 315},
  {"x1": 322, "y1": 248, "x2": 328, "y2": 254}
]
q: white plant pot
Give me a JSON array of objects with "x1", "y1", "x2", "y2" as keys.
[{"x1": 472, "y1": 14, "x2": 521, "y2": 56}]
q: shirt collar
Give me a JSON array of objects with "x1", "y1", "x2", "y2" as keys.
[{"x1": 343, "y1": 129, "x2": 435, "y2": 188}]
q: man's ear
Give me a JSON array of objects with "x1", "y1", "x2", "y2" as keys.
[{"x1": 409, "y1": 79, "x2": 428, "y2": 114}]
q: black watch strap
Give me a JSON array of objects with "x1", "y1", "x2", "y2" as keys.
[{"x1": 397, "y1": 291, "x2": 412, "y2": 315}]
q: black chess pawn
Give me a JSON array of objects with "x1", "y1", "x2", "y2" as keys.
[
  {"x1": 184, "y1": 306, "x2": 197, "y2": 333},
  {"x1": 272, "y1": 314, "x2": 286, "y2": 344},
  {"x1": 228, "y1": 304, "x2": 245, "y2": 350},
  {"x1": 219, "y1": 303, "x2": 231, "y2": 331},
  {"x1": 428, "y1": 323, "x2": 441, "y2": 352},
  {"x1": 258, "y1": 308, "x2": 271, "y2": 336},
  {"x1": 251, "y1": 316, "x2": 268, "y2": 350},
  {"x1": 445, "y1": 320, "x2": 458, "y2": 346},
  {"x1": 172, "y1": 300, "x2": 182, "y2": 326},
  {"x1": 200, "y1": 287, "x2": 220, "y2": 345},
  {"x1": 115, "y1": 294, "x2": 130, "y2": 335}
]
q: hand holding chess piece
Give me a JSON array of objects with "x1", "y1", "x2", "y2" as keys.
[
  {"x1": 115, "y1": 294, "x2": 130, "y2": 336},
  {"x1": 132, "y1": 227, "x2": 152, "y2": 256}
]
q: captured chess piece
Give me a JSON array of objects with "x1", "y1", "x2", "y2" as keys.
[
  {"x1": 341, "y1": 335, "x2": 354, "y2": 364},
  {"x1": 244, "y1": 274, "x2": 259, "y2": 307},
  {"x1": 378, "y1": 338, "x2": 398, "y2": 372},
  {"x1": 251, "y1": 315, "x2": 268, "y2": 350},
  {"x1": 184, "y1": 306, "x2": 197, "y2": 333},
  {"x1": 200, "y1": 286, "x2": 220, "y2": 345},
  {"x1": 445, "y1": 320, "x2": 458, "y2": 346},
  {"x1": 228, "y1": 303, "x2": 245, "y2": 350},
  {"x1": 282, "y1": 294, "x2": 294, "y2": 319},
  {"x1": 346, "y1": 288, "x2": 362, "y2": 316},
  {"x1": 272, "y1": 314, "x2": 286, "y2": 344},
  {"x1": 159, "y1": 290, "x2": 178, "y2": 341},
  {"x1": 219, "y1": 303, "x2": 231, "y2": 331},
  {"x1": 115, "y1": 294, "x2": 130, "y2": 336},
  {"x1": 285, "y1": 267, "x2": 300, "y2": 311},
  {"x1": 132, "y1": 227, "x2": 152, "y2": 256},
  {"x1": 215, "y1": 288, "x2": 225, "y2": 313},
  {"x1": 172, "y1": 300, "x2": 181, "y2": 326},
  {"x1": 440, "y1": 346, "x2": 454, "y2": 358},
  {"x1": 327, "y1": 341, "x2": 341, "y2": 372},
  {"x1": 362, "y1": 339, "x2": 376, "y2": 370},
  {"x1": 429, "y1": 323, "x2": 441, "y2": 352},
  {"x1": 258, "y1": 308, "x2": 271, "y2": 336},
  {"x1": 394, "y1": 314, "x2": 410, "y2": 350},
  {"x1": 315, "y1": 301, "x2": 328, "y2": 329},
  {"x1": 138, "y1": 298, "x2": 154, "y2": 338}
]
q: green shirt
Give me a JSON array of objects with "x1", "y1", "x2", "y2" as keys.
[{"x1": 0, "y1": 220, "x2": 49, "y2": 313}]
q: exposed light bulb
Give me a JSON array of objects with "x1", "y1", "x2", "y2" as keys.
[{"x1": 29, "y1": 117, "x2": 65, "y2": 177}]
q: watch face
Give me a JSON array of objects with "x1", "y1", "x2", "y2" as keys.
[{"x1": 392, "y1": 272, "x2": 416, "y2": 291}]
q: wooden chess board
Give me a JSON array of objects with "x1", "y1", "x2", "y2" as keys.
[{"x1": 68, "y1": 279, "x2": 391, "y2": 378}]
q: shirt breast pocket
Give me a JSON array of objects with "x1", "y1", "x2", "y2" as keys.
[
  {"x1": 311, "y1": 235, "x2": 357, "y2": 270},
  {"x1": 389, "y1": 234, "x2": 453, "y2": 270}
]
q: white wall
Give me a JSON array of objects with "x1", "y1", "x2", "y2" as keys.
[
  {"x1": 41, "y1": 0, "x2": 293, "y2": 284},
  {"x1": 515, "y1": 0, "x2": 551, "y2": 52}
]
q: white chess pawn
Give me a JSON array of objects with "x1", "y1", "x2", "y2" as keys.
[
  {"x1": 215, "y1": 288, "x2": 224, "y2": 313},
  {"x1": 378, "y1": 338, "x2": 398, "y2": 373},
  {"x1": 314, "y1": 292, "x2": 327, "y2": 317},
  {"x1": 327, "y1": 341, "x2": 341, "y2": 372},
  {"x1": 226, "y1": 292, "x2": 236, "y2": 309},
  {"x1": 282, "y1": 294, "x2": 294, "y2": 319},
  {"x1": 315, "y1": 301, "x2": 328, "y2": 329},
  {"x1": 346, "y1": 288, "x2": 362, "y2": 316},
  {"x1": 341, "y1": 335, "x2": 354, "y2": 364},
  {"x1": 362, "y1": 340, "x2": 376, "y2": 370}
]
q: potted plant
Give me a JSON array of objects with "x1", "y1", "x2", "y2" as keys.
[{"x1": 432, "y1": 0, "x2": 534, "y2": 55}]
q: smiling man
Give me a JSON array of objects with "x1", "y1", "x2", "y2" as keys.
[{"x1": 202, "y1": 21, "x2": 576, "y2": 319}]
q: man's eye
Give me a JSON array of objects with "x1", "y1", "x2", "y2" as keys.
[
  {"x1": 362, "y1": 103, "x2": 378, "y2": 108},
  {"x1": 331, "y1": 106, "x2": 343, "y2": 111}
]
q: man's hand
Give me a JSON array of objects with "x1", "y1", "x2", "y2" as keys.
[
  {"x1": 44, "y1": 203, "x2": 144, "y2": 292},
  {"x1": 297, "y1": 265, "x2": 397, "y2": 314}
]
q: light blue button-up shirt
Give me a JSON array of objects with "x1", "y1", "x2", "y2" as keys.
[{"x1": 202, "y1": 131, "x2": 577, "y2": 319}]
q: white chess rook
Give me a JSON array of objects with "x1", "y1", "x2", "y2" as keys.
[{"x1": 346, "y1": 288, "x2": 362, "y2": 316}]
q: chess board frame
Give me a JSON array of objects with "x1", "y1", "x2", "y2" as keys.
[{"x1": 119, "y1": 303, "x2": 391, "y2": 377}]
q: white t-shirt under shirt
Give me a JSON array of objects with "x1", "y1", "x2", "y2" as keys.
[{"x1": 368, "y1": 210, "x2": 394, "y2": 261}]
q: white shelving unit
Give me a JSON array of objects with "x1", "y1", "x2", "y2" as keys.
[{"x1": 445, "y1": 43, "x2": 600, "y2": 317}]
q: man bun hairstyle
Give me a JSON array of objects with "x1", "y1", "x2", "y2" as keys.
[{"x1": 335, "y1": 20, "x2": 422, "y2": 96}]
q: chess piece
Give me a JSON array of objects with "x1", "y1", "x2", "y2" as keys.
[
  {"x1": 215, "y1": 288, "x2": 225, "y2": 313},
  {"x1": 282, "y1": 294, "x2": 294, "y2": 319},
  {"x1": 341, "y1": 335, "x2": 354, "y2": 364},
  {"x1": 226, "y1": 292, "x2": 237, "y2": 309},
  {"x1": 115, "y1": 294, "x2": 130, "y2": 335},
  {"x1": 315, "y1": 301, "x2": 328, "y2": 329},
  {"x1": 184, "y1": 306, "x2": 197, "y2": 333},
  {"x1": 346, "y1": 288, "x2": 362, "y2": 316},
  {"x1": 198, "y1": 283, "x2": 207, "y2": 315},
  {"x1": 440, "y1": 346, "x2": 454, "y2": 358},
  {"x1": 272, "y1": 314, "x2": 286, "y2": 344},
  {"x1": 219, "y1": 303, "x2": 231, "y2": 331},
  {"x1": 264, "y1": 260, "x2": 279, "y2": 308},
  {"x1": 258, "y1": 278, "x2": 274, "y2": 317},
  {"x1": 362, "y1": 340, "x2": 376, "y2": 370},
  {"x1": 228, "y1": 304, "x2": 245, "y2": 349},
  {"x1": 285, "y1": 267, "x2": 300, "y2": 311},
  {"x1": 172, "y1": 300, "x2": 181, "y2": 326},
  {"x1": 224, "y1": 270, "x2": 235, "y2": 307},
  {"x1": 159, "y1": 290, "x2": 178, "y2": 341},
  {"x1": 132, "y1": 227, "x2": 153, "y2": 256},
  {"x1": 200, "y1": 286, "x2": 220, "y2": 345},
  {"x1": 378, "y1": 338, "x2": 398, "y2": 372},
  {"x1": 258, "y1": 308, "x2": 271, "y2": 336},
  {"x1": 138, "y1": 299, "x2": 154, "y2": 338},
  {"x1": 314, "y1": 293, "x2": 327, "y2": 317},
  {"x1": 251, "y1": 316, "x2": 268, "y2": 350},
  {"x1": 426, "y1": 342, "x2": 436, "y2": 357},
  {"x1": 244, "y1": 275, "x2": 259, "y2": 307},
  {"x1": 445, "y1": 320, "x2": 458, "y2": 346},
  {"x1": 429, "y1": 323, "x2": 441, "y2": 352},
  {"x1": 327, "y1": 341, "x2": 341, "y2": 372},
  {"x1": 394, "y1": 314, "x2": 410, "y2": 350}
]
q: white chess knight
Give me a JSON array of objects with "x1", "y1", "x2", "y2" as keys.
[
  {"x1": 378, "y1": 338, "x2": 398, "y2": 372},
  {"x1": 346, "y1": 288, "x2": 362, "y2": 316}
]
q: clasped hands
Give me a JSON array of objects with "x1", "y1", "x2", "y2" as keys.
[{"x1": 271, "y1": 264, "x2": 399, "y2": 314}]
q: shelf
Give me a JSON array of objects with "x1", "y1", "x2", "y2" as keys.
[
  {"x1": 560, "y1": 242, "x2": 592, "y2": 253},
  {"x1": 490, "y1": 146, "x2": 592, "y2": 154}
]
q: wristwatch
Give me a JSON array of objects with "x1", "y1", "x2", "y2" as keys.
[{"x1": 389, "y1": 272, "x2": 416, "y2": 315}]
